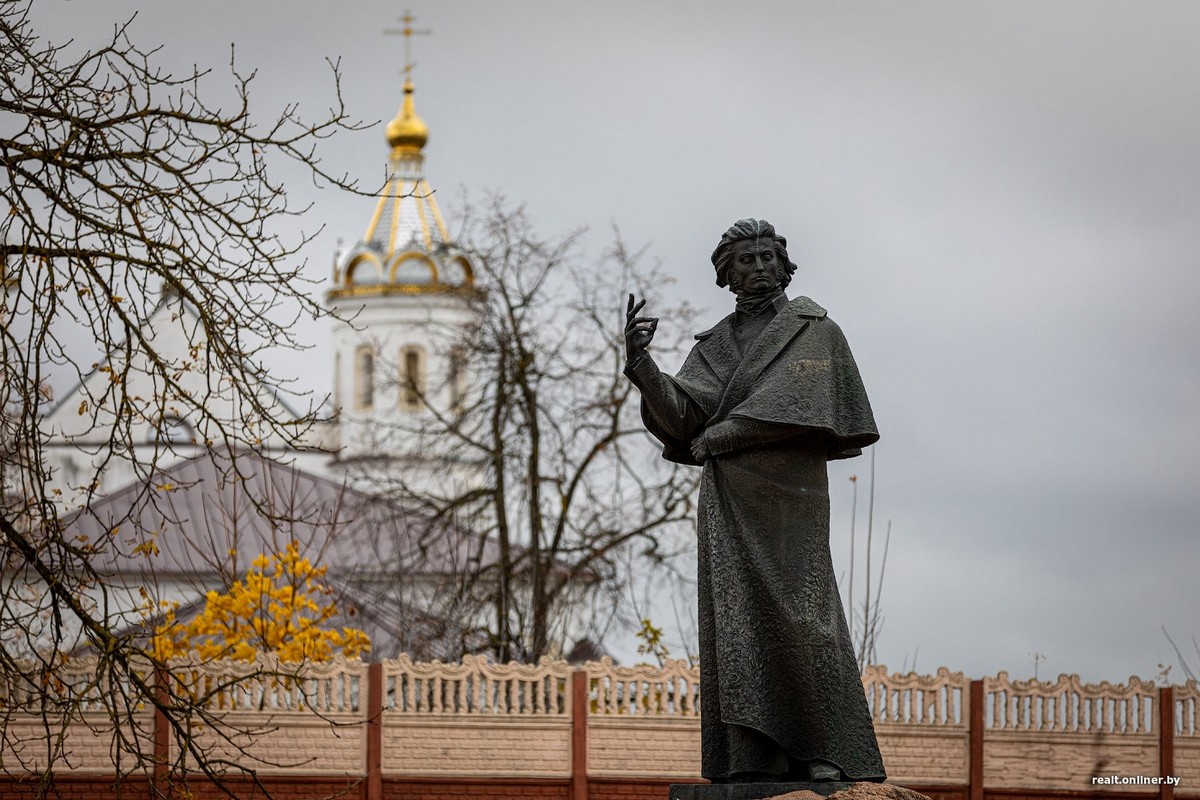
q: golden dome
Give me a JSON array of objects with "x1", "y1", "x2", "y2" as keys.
[{"x1": 386, "y1": 80, "x2": 428, "y2": 153}]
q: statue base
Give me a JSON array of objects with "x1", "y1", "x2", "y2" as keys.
[{"x1": 669, "y1": 781, "x2": 932, "y2": 800}]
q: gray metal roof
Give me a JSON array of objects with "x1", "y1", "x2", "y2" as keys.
[
  {"x1": 66, "y1": 448, "x2": 502, "y2": 583},
  {"x1": 61, "y1": 449, "x2": 595, "y2": 661}
]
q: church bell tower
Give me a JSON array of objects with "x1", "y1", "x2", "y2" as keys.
[{"x1": 326, "y1": 34, "x2": 480, "y2": 492}]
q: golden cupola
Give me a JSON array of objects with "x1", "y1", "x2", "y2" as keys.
[
  {"x1": 329, "y1": 76, "x2": 475, "y2": 299},
  {"x1": 386, "y1": 80, "x2": 428, "y2": 154}
]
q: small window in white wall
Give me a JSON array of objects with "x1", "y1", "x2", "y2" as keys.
[
  {"x1": 62, "y1": 456, "x2": 79, "y2": 485},
  {"x1": 333, "y1": 351, "x2": 341, "y2": 413},
  {"x1": 399, "y1": 345, "x2": 425, "y2": 411},
  {"x1": 448, "y1": 346, "x2": 466, "y2": 412},
  {"x1": 356, "y1": 346, "x2": 375, "y2": 410}
]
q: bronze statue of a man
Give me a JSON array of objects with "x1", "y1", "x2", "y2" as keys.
[{"x1": 624, "y1": 219, "x2": 885, "y2": 784}]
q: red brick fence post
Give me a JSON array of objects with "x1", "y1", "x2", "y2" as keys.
[
  {"x1": 367, "y1": 662, "x2": 384, "y2": 800},
  {"x1": 572, "y1": 670, "x2": 589, "y2": 800},
  {"x1": 1160, "y1": 686, "x2": 1174, "y2": 800},
  {"x1": 969, "y1": 678, "x2": 984, "y2": 800}
]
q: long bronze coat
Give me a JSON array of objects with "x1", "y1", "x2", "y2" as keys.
[{"x1": 625, "y1": 294, "x2": 885, "y2": 781}]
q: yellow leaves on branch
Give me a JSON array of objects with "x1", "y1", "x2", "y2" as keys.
[
  {"x1": 635, "y1": 617, "x2": 670, "y2": 666},
  {"x1": 152, "y1": 541, "x2": 370, "y2": 663},
  {"x1": 131, "y1": 537, "x2": 160, "y2": 558}
]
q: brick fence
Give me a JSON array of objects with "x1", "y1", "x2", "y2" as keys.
[{"x1": 1, "y1": 655, "x2": 1196, "y2": 800}]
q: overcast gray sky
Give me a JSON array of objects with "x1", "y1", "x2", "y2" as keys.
[{"x1": 31, "y1": 1, "x2": 1200, "y2": 683}]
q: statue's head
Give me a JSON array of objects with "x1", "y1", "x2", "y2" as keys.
[{"x1": 710, "y1": 218, "x2": 797, "y2": 293}]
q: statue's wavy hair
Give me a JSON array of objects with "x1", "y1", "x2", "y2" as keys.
[{"x1": 710, "y1": 218, "x2": 798, "y2": 290}]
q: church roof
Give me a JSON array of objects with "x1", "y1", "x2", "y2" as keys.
[{"x1": 67, "y1": 447, "x2": 499, "y2": 581}]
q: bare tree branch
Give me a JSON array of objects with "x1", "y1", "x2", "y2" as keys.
[{"x1": 343, "y1": 198, "x2": 700, "y2": 662}]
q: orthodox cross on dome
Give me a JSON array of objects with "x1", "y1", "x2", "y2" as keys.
[
  {"x1": 328, "y1": 7, "x2": 463, "y2": 283},
  {"x1": 385, "y1": 10, "x2": 431, "y2": 79},
  {"x1": 381, "y1": 9, "x2": 432, "y2": 156}
]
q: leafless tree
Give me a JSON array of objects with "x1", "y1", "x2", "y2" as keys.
[
  {"x1": 1, "y1": 2, "x2": 366, "y2": 795},
  {"x1": 347, "y1": 199, "x2": 702, "y2": 663},
  {"x1": 843, "y1": 450, "x2": 893, "y2": 673},
  {"x1": 1163, "y1": 627, "x2": 1199, "y2": 684}
]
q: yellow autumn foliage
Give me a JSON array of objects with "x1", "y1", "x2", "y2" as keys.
[{"x1": 152, "y1": 541, "x2": 370, "y2": 662}]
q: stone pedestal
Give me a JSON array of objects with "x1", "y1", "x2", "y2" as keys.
[{"x1": 669, "y1": 782, "x2": 931, "y2": 800}]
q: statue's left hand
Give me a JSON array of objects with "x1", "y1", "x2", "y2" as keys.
[
  {"x1": 690, "y1": 434, "x2": 711, "y2": 464},
  {"x1": 625, "y1": 293, "x2": 658, "y2": 363}
]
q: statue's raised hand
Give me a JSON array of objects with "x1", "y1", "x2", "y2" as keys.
[{"x1": 625, "y1": 293, "x2": 658, "y2": 363}]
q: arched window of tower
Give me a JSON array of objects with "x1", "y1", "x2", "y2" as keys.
[
  {"x1": 400, "y1": 345, "x2": 425, "y2": 412},
  {"x1": 346, "y1": 255, "x2": 383, "y2": 286},
  {"x1": 356, "y1": 346, "x2": 375, "y2": 410},
  {"x1": 441, "y1": 256, "x2": 471, "y2": 286},
  {"x1": 392, "y1": 252, "x2": 437, "y2": 286}
]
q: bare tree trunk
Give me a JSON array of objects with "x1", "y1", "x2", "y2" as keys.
[{"x1": 491, "y1": 347, "x2": 513, "y2": 662}]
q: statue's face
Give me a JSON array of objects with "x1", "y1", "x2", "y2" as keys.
[{"x1": 727, "y1": 238, "x2": 781, "y2": 294}]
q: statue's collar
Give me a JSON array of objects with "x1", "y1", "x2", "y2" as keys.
[
  {"x1": 734, "y1": 289, "x2": 788, "y2": 319},
  {"x1": 788, "y1": 295, "x2": 827, "y2": 319},
  {"x1": 695, "y1": 294, "x2": 826, "y2": 341}
]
